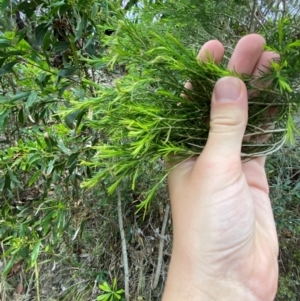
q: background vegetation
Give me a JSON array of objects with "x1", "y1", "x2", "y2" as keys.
[{"x1": 0, "y1": 0, "x2": 299, "y2": 300}]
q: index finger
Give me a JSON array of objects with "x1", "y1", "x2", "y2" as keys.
[{"x1": 184, "y1": 40, "x2": 225, "y2": 91}]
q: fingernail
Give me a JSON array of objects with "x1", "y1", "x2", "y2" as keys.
[{"x1": 213, "y1": 77, "x2": 242, "y2": 103}]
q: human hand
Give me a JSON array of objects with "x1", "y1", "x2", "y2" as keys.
[{"x1": 163, "y1": 34, "x2": 279, "y2": 301}]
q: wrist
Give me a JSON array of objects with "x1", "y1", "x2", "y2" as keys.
[
  {"x1": 162, "y1": 250, "x2": 276, "y2": 301},
  {"x1": 163, "y1": 273, "x2": 262, "y2": 301},
  {"x1": 163, "y1": 281, "x2": 259, "y2": 301}
]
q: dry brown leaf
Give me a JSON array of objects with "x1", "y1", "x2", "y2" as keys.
[{"x1": 15, "y1": 282, "x2": 24, "y2": 294}]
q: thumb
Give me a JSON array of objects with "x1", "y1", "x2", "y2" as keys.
[{"x1": 202, "y1": 76, "x2": 248, "y2": 160}]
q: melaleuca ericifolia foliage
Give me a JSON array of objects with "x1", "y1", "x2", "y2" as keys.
[{"x1": 68, "y1": 16, "x2": 300, "y2": 210}]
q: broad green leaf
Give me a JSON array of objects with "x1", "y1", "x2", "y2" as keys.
[
  {"x1": 4, "y1": 173, "x2": 10, "y2": 189},
  {"x1": 96, "y1": 293, "x2": 111, "y2": 301},
  {"x1": 18, "y1": 108, "x2": 24, "y2": 125},
  {"x1": 43, "y1": 31, "x2": 52, "y2": 53},
  {"x1": 0, "y1": 109, "x2": 8, "y2": 130},
  {"x1": 58, "y1": 67, "x2": 77, "y2": 78},
  {"x1": 18, "y1": 0, "x2": 43, "y2": 18},
  {"x1": 19, "y1": 246, "x2": 30, "y2": 260},
  {"x1": 46, "y1": 159, "x2": 56, "y2": 176},
  {"x1": 75, "y1": 15, "x2": 87, "y2": 41},
  {"x1": 16, "y1": 38, "x2": 32, "y2": 51},
  {"x1": 43, "y1": 214, "x2": 53, "y2": 236},
  {"x1": 28, "y1": 153, "x2": 41, "y2": 165},
  {"x1": 77, "y1": 0, "x2": 86, "y2": 10},
  {"x1": 35, "y1": 23, "x2": 49, "y2": 46},
  {"x1": 7, "y1": 168, "x2": 20, "y2": 185},
  {"x1": 67, "y1": 152, "x2": 79, "y2": 173},
  {"x1": 30, "y1": 240, "x2": 41, "y2": 268},
  {"x1": 0, "y1": 61, "x2": 18, "y2": 76},
  {"x1": 53, "y1": 41, "x2": 70, "y2": 53},
  {"x1": 26, "y1": 90, "x2": 38, "y2": 108},
  {"x1": 75, "y1": 110, "x2": 85, "y2": 128},
  {"x1": 57, "y1": 140, "x2": 72, "y2": 155},
  {"x1": 58, "y1": 84, "x2": 70, "y2": 97},
  {"x1": 64, "y1": 108, "x2": 85, "y2": 130},
  {"x1": 0, "y1": 95, "x2": 9, "y2": 102},
  {"x1": 287, "y1": 40, "x2": 300, "y2": 49},
  {"x1": 72, "y1": 88, "x2": 85, "y2": 99},
  {"x1": 69, "y1": 172, "x2": 77, "y2": 186},
  {"x1": 1, "y1": 0, "x2": 10, "y2": 11},
  {"x1": 91, "y1": 3, "x2": 98, "y2": 19},
  {"x1": 50, "y1": 0, "x2": 65, "y2": 7},
  {"x1": 0, "y1": 57, "x2": 7, "y2": 68},
  {"x1": 29, "y1": 170, "x2": 41, "y2": 186},
  {"x1": 99, "y1": 282, "x2": 112, "y2": 292},
  {"x1": 10, "y1": 91, "x2": 31, "y2": 102},
  {"x1": 0, "y1": 38, "x2": 11, "y2": 47},
  {"x1": 36, "y1": 73, "x2": 52, "y2": 91},
  {"x1": 58, "y1": 3, "x2": 71, "y2": 15},
  {"x1": 0, "y1": 50, "x2": 25, "y2": 56},
  {"x1": 2, "y1": 255, "x2": 16, "y2": 276},
  {"x1": 64, "y1": 111, "x2": 77, "y2": 129},
  {"x1": 38, "y1": 72, "x2": 51, "y2": 84},
  {"x1": 84, "y1": 37, "x2": 98, "y2": 55},
  {"x1": 113, "y1": 278, "x2": 117, "y2": 289}
]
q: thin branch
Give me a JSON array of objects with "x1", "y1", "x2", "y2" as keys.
[
  {"x1": 248, "y1": 0, "x2": 257, "y2": 32},
  {"x1": 21, "y1": 59, "x2": 81, "y2": 85},
  {"x1": 254, "y1": 13, "x2": 267, "y2": 32},
  {"x1": 24, "y1": 270, "x2": 35, "y2": 300},
  {"x1": 117, "y1": 186, "x2": 130, "y2": 301},
  {"x1": 281, "y1": 0, "x2": 286, "y2": 16},
  {"x1": 153, "y1": 203, "x2": 170, "y2": 289},
  {"x1": 274, "y1": 0, "x2": 281, "y2": 23}
]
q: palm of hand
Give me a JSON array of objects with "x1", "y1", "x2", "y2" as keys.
[
  {"x1": 168, "y1": 155, "x2": 278, "y2": 300},
  {"x1": 166, "y1": 34, "x2": 279, "y2": 301}
]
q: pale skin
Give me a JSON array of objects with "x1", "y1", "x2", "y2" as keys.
[{"x1": 162, "y1": 34, "x2": 279, "y2": 301}]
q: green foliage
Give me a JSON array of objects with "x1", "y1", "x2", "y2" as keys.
[
  {"x1": 0, "y1": 0, "x2": 109, "y2": 277},
  {"x1": 0, "y1": 0, "x2": 299, "y2": 300},
  {"x1": 68, "y1": 13, "x2": 300, "y2": 209},
  {"x1": 267, "y1": 143, "x2": 300, "y2": 300},
  {"x1": 0, "y1": 197, "x2": 69, "y2": 276},
  {"x1": 97, "y1": 278, "x2": 125, "y2": 301}
]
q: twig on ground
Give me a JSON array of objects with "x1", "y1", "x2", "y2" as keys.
[
  {"x1": 34, "y1": 261, "x2": 40, "y2": 301},
  {"x1": 24, "y1": 270, "x2": 35, "y2": 300},
  {"x1": 153, "y1": 203, "x2": 170, "y2": 290},
  {"x1": 117, "y1": 186, "x2": 130, "y2": 300}
]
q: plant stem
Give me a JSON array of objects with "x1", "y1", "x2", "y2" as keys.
[
  {"x1": 153, "y1": 203, "x2": 170, "y2": 289},
  {"x1": 34, "y1": 261, "x2": 40, "y2": 301},
  {"x1": 248, "y1": 0, "x2": 257, "y2": 32},
  {"x1": 117, "y1": 186, "x2": 130, "y2": 300}
]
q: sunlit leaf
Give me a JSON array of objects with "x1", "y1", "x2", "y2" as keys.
[
  {"x1": 0, "y1": 61, "x2": 18, "y2": 76},
  {"x1": 2, "y1": 255, "x2": 16, "y2": 276},
  {"x1": 26, "y1": 90, "x2": 38, "y2": 108},
  {"x1": 10, "y1": 91, "x2": 31, "y2": 102},
  {"x1": 29, "y1": 170, "x2": 41, "y2": 186},
  {"x1": 0, "y1": 38, "x2": 11, "y2": 47},
  {"x1": 46, "y1": 159, "x2": 56, "y2": 176},
  {"x1": 35, "y1": 23, "x2": 49, "y2": 46},
  {"x1": 29, "y1": 240, "x2": 41, "y2": 268}
]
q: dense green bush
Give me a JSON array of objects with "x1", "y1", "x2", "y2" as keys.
[{"x1": 0, "y1": 0, "x2": 299, "y2": 300}]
